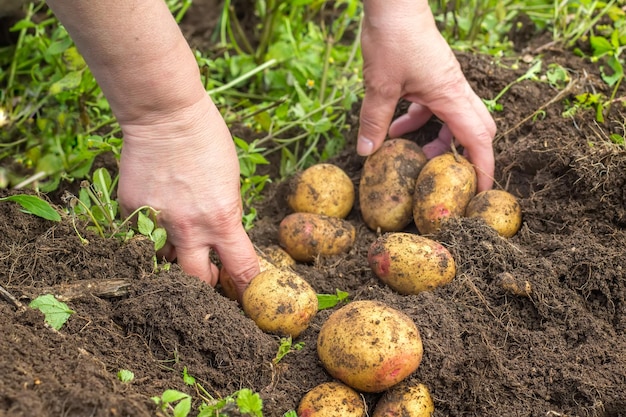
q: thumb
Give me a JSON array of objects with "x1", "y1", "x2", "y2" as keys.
[
  {"x1": 215, "y1": 228, "x2": 261, "y2": 296},
  {"x1": 357, "y1": 89, "x2": 398, "y2": 156}
]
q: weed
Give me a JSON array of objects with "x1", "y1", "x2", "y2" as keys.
[
  {"x1": 483, "y1": 59, "x2": 543, "y2": 112},
  {"x1": 117, "y1": 369, "x2": 135, "y2": 383},
  {"x1": 0, "y1": 194, "x2": 60, "y2": 222},
  {"x1": 273, "y1": 336, "x2": 305, "y2": 364},
  {"x1": 317, "y1": 288, "x2": 349, "y2": 310},
  {"x1": 28, "y1": 294, "x2": 74, "y2": 330}
]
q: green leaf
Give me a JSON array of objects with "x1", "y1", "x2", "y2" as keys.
[
  {"x1": 317, "y1": 289, "x2": 349, "y2": 310},
  {"x1": 137, "y1": 211, "x2": 155, "y2": 236},
  {"x1": 182, "y1": 367, "x2": 196, "y2": 386},
  {"x1": 0, "y1": 195, "x2": 61, "y2": 222},
  {"x1": 29, "y1": 294, "x2": 75, "y2": 330},
  {"x1": 117, "y1": 369, "x2": 135, "y2": 383},
  {"x1": 49, "y1": 71, "x2": 83, "y2": 95},
  {"x1": 237, "y1": 389, "x2": 263, "y2": 417},
  {"x1": 283, "y1": 411, "x2": 298, "y2": 417},
  {"x1": 590, "y1": 35, "x2": 614, "y2": 56},
  {"x1": 160, "y1": 390, "x2": 190, "y2": 404},
  {"x1": 173, "y1": 397, "x2": 191, "y2": 417},
  {"x1": 152, "y1": 228, "x2": 167, "y2": 252}
]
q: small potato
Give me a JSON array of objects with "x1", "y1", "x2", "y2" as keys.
[
  {"x1": 219, "y1": 255, "x2": 275, "y2": 301},
  {"x1": 368, "y1": 233, "x2": 456, "y2": 295},
  {"x1": 317, "y1": 300, "x2": 423, "y2": 393},
  {"x1": 372, "y1": 382, "x2": 434, "y2": 417},
  {"x1": 262, "y1": 245, "x2": 296, "y2": 268},
  {"x1": 413, "y1": 153, "x2": 477, "y2": 235},
  {"x1": 278, "y1": 212, "x2": 356, "y2": 262},
  {"x1": 359, "y1": 139, "x2": 428, "y2": 232},
  {"x1": 297, "y1": 381, "x2": 365, "y2": 417},
  {"x1": 287, "y1": 163, "x2": 355, "y2": 219},
  {"x1": 465, "y1": 189, "x2": 522, "y2": 238},
  {"x1": 242, "y1": 268, "x2": 318, "y2": 338}
]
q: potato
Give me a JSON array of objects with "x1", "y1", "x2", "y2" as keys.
[
  {"x1": 413, "y1": 153, "x2": 477, "y2": 234},
  {"x1": 317, "y1": 300, "x2": 423, "y2": 393},
  {"x1": 359, "y1": 139, "x2": 428, "y2": 232},
  {"x1": 242, "y1": 268, "x2": 318, "y2": 337},
  {"x1": 278, "y1": 212, "x2": 356, "y2": 262},
  {"x1": 368, "y1": 233, "x2": 456, "y2": 295},
  {"x1": 287, "y1": 163, "x2": 355, "y2": 219},
  {"x1": 297, "y1": 381, "x2": 365, "y2": 417},
  {"x1": 262, "y1": 245, "x2": 296, "y2": 268},
  {"x1": 372, "y1": 382, "x2": 434, "y2": 417},
  {"x1": 465, "y1": 189, "x2": 522, "y2": 238},
  {"x1": 219, "y1": 255, "x2": 275, "y2": 301}
]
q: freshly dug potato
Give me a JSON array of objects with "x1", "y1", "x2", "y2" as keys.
[
  {"x1": 360, "y1": 139, "x2": 428, "y2": 232},
  {"x1": 242, "y1": 268, "x2": 318, "y2": 337},
  {"x1": 317, "y1": 300, "x2": 423, "y2": 393},
  {"x1": 287, "y1": 163, "x2": 355, "y2": 219},
  {"x1": 372, "y1": 382, "x2": 434, "y2": 417},
  {"x1": 465, "y1": 189, "x2": 523, "y2": 238},
  {"x1": 368, "y1": 233, "x2": 456, "y2": 295},
  {"x1": 278, "y1": 212, "x2": 356, "y2": 262},
  {"x1": 219, "y1": 255, "x2": 275, "y2": 301},
  {"x1": 262, "y1": 245, "x2": 296, "y2": 268},
  {"x1": 297, "y1": 381, "x2": 365, "y2": 417},
  {"x1": 413, "y1": 153, "x2": 477, "y2": 234}
]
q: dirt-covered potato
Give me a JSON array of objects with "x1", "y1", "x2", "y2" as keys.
[
  {"x1": 465, "y1": 189, "x2": 523, "y2": 238},
  {"x1": 413, "y1": 153, "x2": 477, "y2": 234},
  {"x1": 262, "y1": 245, "x2": 296, "y2": 268},
  {"x1": 242, "y1": 268, "x2": 318, "y2": 337},
  {"x1": 368, "y1": 233, "x2": 456, "y2": 295},
  {"x1": 297, "y1": 381, "x2": 366, "y2": 417},
  {"x1": 372, "y1": 382, "x2": 434, "y2": 417},
  {"x1": 278, "y1": 212, "x2": 356, "y2": 262},
  {"x1": 317, "y1": 300, "x2": 423, "y2": 393},
  {"x1": 219, "y1": 255, "x2": 275, "y2": 301},
  {"x1": 287, "y1": 163, "x2": 355, "y2": 219},
  {"x1": 359, "y1": 139, "x2": 428, "y2": 232}
]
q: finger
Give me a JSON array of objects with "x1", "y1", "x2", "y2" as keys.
[
  {"x1": 214, "y1": 226, "x2": 261, "y2": 297},
  {"x1": 388, "y1": 103, "x2": 433, "y2": 138},
  {"x1": 176, "y1": 246, "x2": 219, "y2": 286},
  {"x1": 357, "y1": 88, "x2": 399, "y2": 156},
  {"x1": 422, "y1": 124, "x2": 453, "y2": 159},
  {"x1": 157, "y1": 242, "x2": 177, "y2": 263}
]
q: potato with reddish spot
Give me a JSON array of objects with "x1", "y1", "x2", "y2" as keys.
[
  {"x1": 465, "y1": 189, "x2": 523, "y2": 238},
  {"x1": 242, "y1": 268, "x2": 318, "y2": 338},
  {"x1": 278, "y1": 212, "x2": 356, "y2": 262},
  {"x1": 413, "y1": 153, "x2": 477, "y2": 234},
  {"x1": 287, "y1": 163, "x2": 355, "y2": 219},
  {"x1": 359, "y1": 139, "x2": 427, "y2": 232},
  {"x1": 317, "y1": 300, "x2": 423, "y2": 393},
  {"x1": 297, "y1": 381, "x2": 365, "y2": 417},
  {"x1": 368, "y1": 233, "x2": 456, "y2": 295},
  {"x1": 372, "y1": 381, "x2": 435, "y2": 417}
]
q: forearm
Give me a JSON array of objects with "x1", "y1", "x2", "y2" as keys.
[
  {"x1": 362, "y1": 0, "x2": 434, "y2": 29},
  {"x1": 45, "y1": 0, "x2": 206, "y2": 124}
]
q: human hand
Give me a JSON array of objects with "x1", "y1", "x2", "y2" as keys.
[
  {"x1": 117, "y1": 96, "x2": 260, "y2": 296},
  {"x1": 358, "y1": 0, "x2": 496, "y2": 191}
]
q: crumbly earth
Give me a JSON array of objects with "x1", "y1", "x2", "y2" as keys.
[{"x1": 1, "y1": 3, "x2": 625, "y2": 417}]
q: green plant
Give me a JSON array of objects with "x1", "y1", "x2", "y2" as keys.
[
  {"x1": 0, "y1": 194, "x2": 61, "y2": 222},
  {"x1": 273, "y1": 336, "x2": 305, "y2": 364},
  {"x1": 29, "y1": 294, "x2": 75, "y2": 330},
  {"x1": 117, "y1": 369, "x2": 135, "y2": 383},
  {"x1": 483, "y1": 59, "x2": 543, "y2": 112},
  {"x1": 317, "y1": 288, "x2": 349, "y2": 310}
]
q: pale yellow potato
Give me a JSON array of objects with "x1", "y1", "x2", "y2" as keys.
[
  {"x1": 278, "y1": 212, "x2": 356, "y2": 262},
  {"x1": 372, "y1": 382, "x2": 434, "y2": 417},
  {"x1": 360, "y1": 139, "x2": 427, "y2": 232},
  {"x1": 317, "y1": 300, "x2": 423, "y2": 393},
  {"x1": 413, "y1": 153, "x2": 477, "y2": 234},
  {"x1": 297, "y1": 381, "x2": 366, "y2": 417},
  {"x1": 288, "y1": 163, "x2": 355, "y2": 219},
  {"x1": 368, "y1": 233, "x2": 456, "y2": 295},
  {"x1": 465, "y1": 189, "x2": 523, "y2": 238},
  {"x1": 242, "y1": 268, "x2": 318, "y2": 338},
  {"x1": 262, "y1": 245, "x2": 296, "y2": 268},
  {"x1": 219, "y1": 256, "x2": 275, "y2": 302}
]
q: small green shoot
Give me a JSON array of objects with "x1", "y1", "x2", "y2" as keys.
[
  {"x1": 182, "y1": 366, "x2": 196, "y2": 386},
  {"x1": 317, "y1": 289, "x2": 349, "y2": 310},
  {"x1": 28, "y1": 294, "x2": 75, "y2": 330},
  {"x1": 283, "y1": 411, "x2": 298, "y2": 417},
  {"x1": 152, "y1": 390, "x2": 192, "y2": 417},
  {"x1": 117, "y1": 369, "x2": 135, "y2": 383},
  {"x1": 0, "y1": 195, "x2": 61, "y2": 222},
  {"x1": 137, "y1": 211, "x2": 167, "y2": 252},
  {"x1": 197, "y1": 388, "x2": 263, "y2": 417},
  {"x1": 273, "y1": 336, "x2": 305, "y2": 364},
  {"x1": 483, "y1": 59, "x2": 542, "y2": 112}
]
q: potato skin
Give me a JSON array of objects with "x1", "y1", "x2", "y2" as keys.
[
  {"x1": 413, "y1": 153, "x2": 477, "y2": 234},
  {"x1": 359, "y1": 139, "x2": 428, "y2": 232},
  {"x1": 288, "y1": 163, "x2": 355, "y2": 219},
  {"x1": 297, "y1": 381, "x2": 365, "y2": 417},
  {"x1": 317, "y1": 300, "x2": 423, "y2": 393},
  {"x1": 242, "y1": 268, "x2": 318, "y2": 338},
  {"x1": 372, "y1": 382, "x2": 434, "y2": 417},
  {"x1": 368, "y1": 233, "x2": 456, "y2": 295},
  {"x1": 465, "y1": 189, "x2": 522, "y2": 238},
  {"x1": 262, "y1": 245, "x2": 296, "y2": 268},
  {"x1": 278, "y1": 212, "x2": 356, "y2": 262}
]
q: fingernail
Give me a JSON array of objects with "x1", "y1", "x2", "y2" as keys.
[{"x1": 357, "y1": 136, "x2": 374, "y2": 156}]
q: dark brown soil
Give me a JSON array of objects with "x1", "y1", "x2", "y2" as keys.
[{"x1": 1, "y1": 3, "x2": 625, "y2": 417}]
